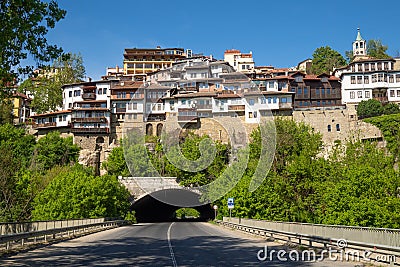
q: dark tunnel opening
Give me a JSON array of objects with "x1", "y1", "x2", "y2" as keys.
[{"x1": 131, "y1": 189, "x2": 215, "y2": 223}]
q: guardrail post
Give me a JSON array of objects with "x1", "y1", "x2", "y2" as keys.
[{"x1": 6, "y1": 241, "x2": 10, "y2": 250}]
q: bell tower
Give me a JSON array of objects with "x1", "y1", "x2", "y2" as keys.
[{"x1": 353, "y1": 28, "x2": 366, "y2": 58}]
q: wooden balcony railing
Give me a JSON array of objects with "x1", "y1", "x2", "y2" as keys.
[
  {"x1": 82, "y1": 93, "x2": 96, "y2": 100},
  {"x1": 32, "y1": 122, "x2": 57, "y2": 128},
  {"x1": 71, "y1": 127, "x2": 109, "y2": 134},
  {"x1": 71, "y1": 117, "x2": 107, "y2": 123}
]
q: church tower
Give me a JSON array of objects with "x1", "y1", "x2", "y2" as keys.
[{"x1": 352, "y1": 28, "x2": 366, "y2": 58}]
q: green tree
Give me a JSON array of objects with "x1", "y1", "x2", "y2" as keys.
[
  {"x1": 31, "y1": 131, "x2": 80, "y2": 171},
  {"x1": 383, "y1": 103, "x2": 400, "y2": 115},
  {"x1": 367, "y1": 39, "x2": 391, "y2": 59},
  {"x1": 0, "y1": 0, "x2": 66, "y2": 93},
  {"x1": 311, "y1": 46, "x2": 347, "y2": 75},
  {"x1": 102, "y1": 146, "x2": 130, "y2": 176},
  {"x1": 19, "y1": 53, "x2": 86, "y2": 114},
  {"x1": 356, "y1": 99, "x2": 383, "y2": 119},
  {"x1": 32, "y1": 165, "x2": 131, "y2": 220},
  {"x1": 0, "y1": 99, "x2": 14, "y2": 125}
]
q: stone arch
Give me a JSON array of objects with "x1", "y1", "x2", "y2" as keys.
[
  {"x1": 156, "y1": 123, "x2": 163, "y2": 137},
  {"x1": 146, "y1": 123, "x2": 153, "y2": 136},
  {"x1": 96, "y1": 136, "x2": 105, "y2": 144}
]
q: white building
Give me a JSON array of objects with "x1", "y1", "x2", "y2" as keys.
[
  {"x1": 223, "y1": 49, "x2": 255, "y2": 73},
  {"x1": 336, "y1": 29, "x2": 400, "y2": 106}
]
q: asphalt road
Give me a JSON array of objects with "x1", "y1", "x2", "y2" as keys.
[{"x1": 0, "y1": 222, "x2": 359, "y2": 266}]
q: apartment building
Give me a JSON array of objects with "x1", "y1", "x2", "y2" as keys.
[
  {"x1": 223, "y1": 49, "x2": 255, "y2": 74},
  {"x1": 123, "y1": 47, "x2": 187, "y2": 80}
]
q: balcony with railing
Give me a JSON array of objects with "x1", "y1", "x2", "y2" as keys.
[
  {"x1": 279, "y1": 103, "x2": 293, "y2": 110},
  {"x1": 32, "y1": 122, "x2": 57, "y2": 129},
  {"x1": 71, "y1": 117, "x2": 107, "y2": 123},
  {"x1": 178, "y1": 109, "x2": 198, "y2": 123},
  {"x1": 71, "y1": 127, "x2": 109, "y2": 134},
  {"x1": 82, "y1": 93, "x2": 96, "y2": 100},
  {"x1": 196, "y1": 104, "x2": 213, "y2": 110},
  {"x1": 228, "y1": 105, "x2": 245, "y2": 111}
]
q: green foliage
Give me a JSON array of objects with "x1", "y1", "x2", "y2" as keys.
[
  {"x1": 0, "y1": 99, "x2": 14, "y2": 125},
  {"x1": 367, "y1": 39, "x2": 391, "y2": 59},
  {"x1": 124, "y1": 211, "x2": 137, "y2": 224},
  {"x1": 383, "y1": 103, "x2": 400, "y2": 115},
  {"x1": 175, "y1": 208, "x2": 200, "y2": 219},
  {"x1": 214, "y1": 119, "x2": 400, "y2": 228},
  {"x1": 19, "y1": 53, "x2": 86, "y2": 113},
  {"x1": 32, "y1": 165, "x2": 131, "y2": 220},
  {"x1": 0, "y1": 0, "x2": 66, "y2": 90},
  {"x1": 365, "y1": 113, "x2": 400, "y2": 160},
  {"x1": 356, "y1": 99, "x2": 383, "y2": 119},
  {"x1": 102, "y1": 146, "x2": 130, "y2": 176},
  {"x1": 311, "y1": 46, "x2": 347, "y2": 75},
  {"x1": 31, "y1": 131, "x2": 80, "y2": 171}
]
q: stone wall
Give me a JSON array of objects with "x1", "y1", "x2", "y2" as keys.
[{"x1": 293, "y1": 107, "x2": 382, "y2": 150}]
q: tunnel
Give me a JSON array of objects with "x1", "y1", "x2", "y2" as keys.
[{"x1": 131, "y1": 189, "x2": 215, "y2": 222}]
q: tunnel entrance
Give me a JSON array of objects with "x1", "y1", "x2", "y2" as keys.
[{"x1": 131, "y1": 189, "x2": 214, "y2": 223}]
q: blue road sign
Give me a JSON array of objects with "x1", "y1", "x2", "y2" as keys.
[{"x1": 227, "y1": 198, "x2": 234, "y2": 209}]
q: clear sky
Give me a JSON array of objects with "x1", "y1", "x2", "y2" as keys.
[{"x1": 46, "y1": 0, "x2": 400, "y2": 80}]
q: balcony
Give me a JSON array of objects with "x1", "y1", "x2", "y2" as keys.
[
  {"x1": 32, "y1": 122, "x2": 57, "y2": 129},
  {"x1": 82, "y1": 93, "x2": 96, "y2": 100},
  {"x1": 116, "y1": 108, "x2": 126, "y2": 113},
  {"x1": 177, "y1": 116, "x2": 198, "y2": 123},
  {"x1": 146, "y1": 115, "x2": 166, "y2": 122},
  {"x1": 279, "y1": 103, "x2": 293, "y2": 110},
  {"x1": 71, "y1": 127, "x2": 109, "y2": 134},
  {"x1": 196, "y1": 104, "x2": 212, "y2": 110},
  {"x1": 228, "y1": 105, "x2": 245, "y2": 111},
  {"x1": 71, "y1": 117, "x2": 107, "y2": 123}
]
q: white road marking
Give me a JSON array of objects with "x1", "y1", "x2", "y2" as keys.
[{"x1": 167, "y1": 222, "x2": 178, "y2": 267}]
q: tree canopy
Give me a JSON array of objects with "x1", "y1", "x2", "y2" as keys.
[
  {"x1": 0, "y1": 0, "x2": 66, "y2": 91},
  {"x1": 311, "y1": 46, "x2": 347, "y2": 75},
  {"x1": 367, "y1": 39, "x2": 391, "y2": 59},
  {"x1": 19, "y1": 53, "x2": 86, "y2": 114}
]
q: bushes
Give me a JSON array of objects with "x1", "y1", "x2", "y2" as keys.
[{"x1": 357, "y1": 99, "x2": 400, "y2": 119}]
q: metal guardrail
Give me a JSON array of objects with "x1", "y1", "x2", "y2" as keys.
[
  {"x1": 218, "y1": 217, "x2": 400, "y2": 266},
  {"x1": 0, "y1": 219, "x2": 126, "y2": 252}
]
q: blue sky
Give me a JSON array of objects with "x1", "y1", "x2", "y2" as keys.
[{"x1": 46, "y1": 0, "x2": 400, "y2": 80}]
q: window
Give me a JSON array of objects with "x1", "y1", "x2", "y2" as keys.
[
  {"x1": 321, "y1": 88, "x2": 325, "y2": 96},
  {"x1": 267, "y1": 97, "x2": 272, "y2": 104},
  {"x1": 297, "y1": 88, "x2": 302, "y2": 94},
  {"x1": 303, "y1": 88, "x2": 308, "y2": 95},
  {"x1": 371, "y1": 63, "x2": 375, "y2": 71},
  {"x1": 336, "y1": 124, "x2": 340, "y2": 131},
  {"x1": 327, "y1": 88, "x2": 331, "y2": 95},
  {"x1": 384, "y1": 62, "x2": 389, "y2": 70},
  {"x1": 389, "y1": 75, "x2": 394, "y2": 83},
  {"x1": 357, "y1": 91, "x2": 362, "y2": 98},
  {"x1": 269, "y1": 81, "x2": 274, "y2": 88},
  {"x1": 69, "y1": 91, "x2": 72, "y2": 97},
  {"x1": 98, "y1": 88, "x2": 102, "y2": 95},
  {"x1": 397, "y1": 90, "x2": 400, "y2": 97},
  {"x1": 103, "y1": 88, "x2": 107, "y2": 94},
  {"x1": 249, "y1": 99, "x2": 255, "y2": 106},
  {"x1": 68, "y1": 103, "x2": 72, "y2": 108},
  {"x1": 291, "y1": 87, "x2": 296, "y2": 92},
  {"x1": 281, "y1": 97, "x2": 287, "y2": 103},
  {"x1": 357, "y1": 76, "x2": 362, "y2": 84},
  {"x1": 59, "y1": 116, "x2": 62, "y2": 122},
  {"x1": 351, "y1": 65, "x2": 355, "y2": 72},
  {"x1": 364, "y1": 76, "x2": 369, "y2": 84},
  {"x1": 295, "y1": 76, "x2": 303, "y2": 82},
  {"x1": 377, "y1": 62, "x2": 382, "y2": 70},
  {"x1": 316, "y1": 88, "x2": 320, "y2": 96},
  {"x1": 350, "y1": 91, "x2": 355, "y2": 99},
  {"x1": 390, "y1": 90, "x2": 395, "y2": 97},
  {"x1": 351, "y1": 76, "x2": 356, "y2": 84},
  {"x1": 190, "y1": 73, "x2": 196, "y2": 78},
  {"x1": 397, "y1": 74, "x2": 400, "y2": 83},
  {"x1": 273, "y1": 97, "x2": 277, "y2": 103},
  {"x1": 378, "y1": 74, "x2": 383, "y2": 82},
  {"x1": 372, "y1": 74, "x2": 377, "y2": 83},
  {"x1": 365, "y1": 91, "x2": 370, "y2": 98},
  {"x1": 260, "y1": 98, "x2": 266, "y2": 104},
  {"x1": 241, "y1": 65, "x2": 246, "y2": 70},
  {"x1": 327, "y1": 125, "x2": 331, "y2": 132},
  {"x1": 364, "y1": 63, "x2": 369, "y2": 71},
  {"x1": 253, "y1": 111, "x2": 257, "y2": 118},
  {"x1": 357, "y1": 64, "x2": 363, "y2": 72},
  {"x1": 248, "y1": 112, "x2": 253, "y2": 118}
]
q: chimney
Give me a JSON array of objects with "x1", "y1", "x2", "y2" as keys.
[
  {"x1": 157, "y1": 46, "x2": 161, "y2": 49},
  {"x1": 88, "y1": 77, "x2": 92, "y2": 82}
]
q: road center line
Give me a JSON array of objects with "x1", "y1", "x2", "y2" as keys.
[{"x1": 167, "y1": 222, "x2": 178, "y2": 267}]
